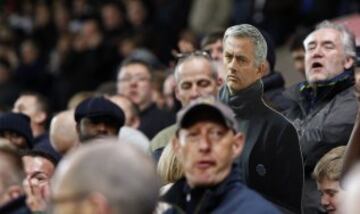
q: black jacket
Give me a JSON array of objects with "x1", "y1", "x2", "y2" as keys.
[
  {"x1": 283, "y1": 70, "x2": 357, "y2": 175},
  {"x1": 283, "y1": 71, "x2": 357, "y2": 214},
  {"x1": 262, "y1": 72, "x2": 292, "y2": 112},
  {"x1": 162, "y1": 166, "x2": 280, "y2": 214},
  {"x1": 219, "y1": 80, "x2": 304, "y2": 214}
]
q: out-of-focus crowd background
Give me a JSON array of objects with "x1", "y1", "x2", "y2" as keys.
[{"x1": 0, "y1": 0, "x2": 358, "y2": 114}]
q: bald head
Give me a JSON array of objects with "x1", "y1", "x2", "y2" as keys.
[
  {"x1": 51, "y1": 138, "x2": 160, "y2": 214},
  {"x1": 50, "y1": 110, "x2": 79, "y2": 155}
]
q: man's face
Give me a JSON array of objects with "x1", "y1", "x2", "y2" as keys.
[
  {"x1": 223, "y1": 37, "x2": 264, "y2": 93},
  {"x1": 13, "y1": 95, "x2": 43, "y2": 126},
  {"x1": 317, "y1": 178, "x2": 344, "y2": 214},
  {"x1": 117, "y1": 63, "x2": 153, "y2": 110},
  {"x1": 175, "y1": 58, "x2": 219, "y2": 106},
  {"x1": 175, "y1": 121, "x2": 243, "y2": 188},
  {"x1": 0, "y1": 131, "x2": 28, "y2": 149},
  {"x1": 22, "y1": 156, "x2": 55, "y2": 198},
  {"x1": 291, "y1": 48, "x2": 306, "y2": 76},
  {"x1": 78, "y1": 117, "x2": 118, "y2": 142},
  {"x1": 304, "y1": 28, "x2": 353, "y2": 84},
  {"x1": 203, "y1": 40, "x2": 223, "y2": 61}
]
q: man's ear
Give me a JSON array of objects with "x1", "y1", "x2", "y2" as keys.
[
  {"x1": 88, "y1": 193, "x2": 110, "y2": 214},
  {"x1": 256, "y1": 62, "x2": 266, "y2": 78},
  {"x1": 34, "y1": 112, "x2": 47, "y2": 124},
  {"x1": 232, "y1": 132, "x2": 244, "y2": 159},
  {"x1": 344, "y1": 56, "x2": 355, "y2": 70}
]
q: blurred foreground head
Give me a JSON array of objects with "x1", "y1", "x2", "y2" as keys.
[{"x1": 50, "y1": 138, "x2": 160, "y2": 214}]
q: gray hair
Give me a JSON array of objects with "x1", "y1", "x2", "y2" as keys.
[
  {"x1": 52, "y1": 138, "x2": 160, "y2": 214},
  {"x1": 304, "y1": 20, "x2": 356, "y2": 60},
  {"x1": 223, "y1": 24, "x2": 268, "y2": 66},
  {"x1": 174, "y1": 54, "x2": 218, "y2": 83}
]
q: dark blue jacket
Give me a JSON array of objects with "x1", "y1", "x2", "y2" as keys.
[{"x1": 161, "y1": 166, "x2": 281, "y2": 214}]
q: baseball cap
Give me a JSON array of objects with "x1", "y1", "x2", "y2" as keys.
[{"x1": 177, "y1": 97, "x2": 237, "y2": 131}]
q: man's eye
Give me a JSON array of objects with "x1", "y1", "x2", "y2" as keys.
[
  {"x1": 197, "y1": 80, "x2": 211, "y2": 88},
  {"x1": 181, "y1": 82, "x2": 192, "y2": 90}
]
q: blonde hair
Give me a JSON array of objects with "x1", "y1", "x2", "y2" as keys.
[
  {"x1": 157, "y1": 141, "x2": 183, "y2": 185},
  {"x1": 313, "y1": 146, "x2": 346, "y2": 182}
]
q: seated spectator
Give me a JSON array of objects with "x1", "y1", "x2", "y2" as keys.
[
  {"x1": 0, "y1": 113, "x2": 33, "y2": 150},
  {"x1": 50, "y1": 138, "x2": 160, "y2": 214},
  {"x1": 49, "y1": 110, "x2": 79, "y2": 155},
  {"x1": 22, "y1": 139, "x2": 62, "y2": 212},
  {"x1": 74, "y1": 96, "x2": 125, "y2": 143},
  {"x1": 117, "y1": 58, "x2": 175, "y2": 139},
  {"x1": 13, "y1": 91, "x2": 51, "y2": 146},
  {"x1": 313, "y1": 146, "x2": 346, "y2": 214},
  {"x1": 161, "y1": 98, "x2": 280, "y2": 213}
]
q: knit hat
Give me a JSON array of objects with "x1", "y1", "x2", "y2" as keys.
[
  {"x1": 29, "y1": 138, "x2": 62, "y2": 166},
  {"x1": 74, "y1": 96, "x2": 125, "y2": 131},
  {"x1": 0, "y1": 113, "x2": 33, "y2": 148}
]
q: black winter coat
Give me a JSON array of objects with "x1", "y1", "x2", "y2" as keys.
[{"x1": 219, "y1": 80, "x2": 304, "y2": 214}]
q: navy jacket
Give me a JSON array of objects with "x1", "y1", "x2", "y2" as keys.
[{"x1": 162, "y1": 166, "x2": 280, "y2": 214}]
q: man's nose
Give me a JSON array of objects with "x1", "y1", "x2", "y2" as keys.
[
  {"x1": 320, "y1": 195, "x2": 330, "y2": 207},
  {"x1": 198, "y1": 135, "x2": 211, "y2": 153}
]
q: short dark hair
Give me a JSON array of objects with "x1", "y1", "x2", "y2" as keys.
[
  {"x1": 120, "y1": 57, "x2": 154, "y2": 75},
  {"x1": 201, "y1": 31, "x2": 224, "y2": 49},
  {"x1": 20, "y1": 91, "x2": 50, "y2": 116}
]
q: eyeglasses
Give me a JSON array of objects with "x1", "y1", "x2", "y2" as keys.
[{"x1": 175, "y1": 50, "x2": 212, "y2": 62}]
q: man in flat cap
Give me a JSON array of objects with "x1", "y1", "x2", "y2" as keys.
[{"x1": 74, "y1": 96, "x2": 125, "y2": 143}]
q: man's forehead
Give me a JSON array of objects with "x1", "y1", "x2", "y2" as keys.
[
  {"x1": 223, "y1": 37, "x2": 254, "y2": 53},
  {"x1": 306, "y1": 28, "x2": 342, "y2": 44},
  {"x1": 119, "y1": 63, "x2": 150, "y2": 76}
]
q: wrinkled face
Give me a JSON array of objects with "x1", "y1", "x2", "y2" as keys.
[
  {"x1": 203, "y1": 40, "x2": 223, "y2": 61},
  {"x1": 0, "y1": 131, "x2": 28, "y2": 149},
  {"x1": 22, "y1": 156, "x2": 55, "y2": 198},
  {"x1": 13, "y1": 95, "x2": 41, "y2": 126},
  {"x1": 117, "y1": 64, "x2": 153, "y2": 110},
  {"x1": 175, "y1": 58, "x2": 219, "y2": 106},
  {"x1": 175, "y1": 121, "x2": 242, "y2": 188},
  {"x1": 291, "y1": 48, "x2": 306, "y2": 75},
  {"x1": 304, "y1": 28, "x2": 353, "y2": 84},
  {"x1": 223, "y1": 37, "x2": 264, "y2": 93},
  {"x1": 78, "y1": 117, "x2": 118, "y2": 142},
  {"x1": 317, "y1": 178, "x2": 344, "y2": 214}
]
